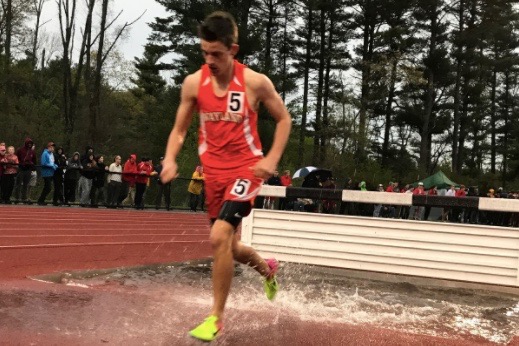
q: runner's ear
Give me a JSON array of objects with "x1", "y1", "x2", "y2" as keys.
[{"x1": 230, "y1": 43, "x2": 239, "y2": 57}]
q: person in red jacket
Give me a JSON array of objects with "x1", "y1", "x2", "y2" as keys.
[
  {"x1": 279, "y1": 169, "x2": 292, "y2": 210},
  {"x1": 451, "y1": 185, "x2": 467, "y2": 222},
  {"x1": 120, "y1": 154, "x2": 138, "y2": 206},
  {"x1": 455, "y1": 185, "x2": 467, "y2": 197},
  {"x1": 134, "y1": 157, "x2": 156, "y2": 210},
  {"x1": 13, "y1": 137, "x2": 37, "y2": 204},
  {"x1": 411, "y1": 182, "x2": 426, "y2": 220},
  {"x1": 1, "y1": 145, "x2": 19, "y2": 204},
  {"x1": 0, "y1": 145, "x2": 5, "y2": 199}
]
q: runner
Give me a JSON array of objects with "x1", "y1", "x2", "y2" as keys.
[{"x1": 160, "y1": 10, "x2": 292, "y2": 342}]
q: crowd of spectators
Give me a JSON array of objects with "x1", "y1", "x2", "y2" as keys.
[
  {"x1": 0, "y1": 138, "x2": 206, "y2": 211},
  {"x1": 261, "y1": 176, "x2": 519, "y2": 228},
  {"x1": 2, "y1": 138, "x2": 518, "y2": 226}
]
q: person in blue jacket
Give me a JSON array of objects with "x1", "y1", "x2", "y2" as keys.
[{"x1": 37, "y1": 142, "x2": 58, "y2": 205}]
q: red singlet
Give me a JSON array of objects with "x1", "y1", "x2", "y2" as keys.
[{"x1": 197, "y1": 60, "x2": 264, "y2": 219}]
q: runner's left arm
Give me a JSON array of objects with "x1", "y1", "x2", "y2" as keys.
[{"x1": 250, "y1": 74, "x2": 292, "y2": 179}]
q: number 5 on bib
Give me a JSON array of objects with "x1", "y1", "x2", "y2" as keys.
[
  {"x1": 231, "y1": 179, "x2": 251, "y2": 197},
  {"x1": 228, "y1": 92, "x2": 244, "y2": 113}
]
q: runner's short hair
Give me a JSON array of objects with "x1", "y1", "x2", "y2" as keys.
[{"x1": 199, "y1": 11, "x2": 238, "y2": 48}]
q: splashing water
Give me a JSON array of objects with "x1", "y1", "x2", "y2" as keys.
[{"x1": 62, "y1": 261, "x2": 519, "y2": 344}]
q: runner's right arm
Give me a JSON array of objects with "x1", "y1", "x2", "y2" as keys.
[{"x1": 161, "y1": 72, "x2": 200, "y2": 183}]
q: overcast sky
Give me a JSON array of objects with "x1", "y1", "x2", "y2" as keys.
[
  {"x1": 40, "y1": 0, "x2": 168, "y2": 62},
  {"x1": 111, "y1": 0, "x2": 167, "y2": 61}
]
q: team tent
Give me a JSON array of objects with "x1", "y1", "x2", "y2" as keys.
[{"x1": 413, "y1": 170, "x2": 459, "y2": 190}]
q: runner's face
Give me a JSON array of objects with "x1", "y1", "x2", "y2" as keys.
[{"x1": 201, "y1": 40, "x2": 237, "y2": 77}]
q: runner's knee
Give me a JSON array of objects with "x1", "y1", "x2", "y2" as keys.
[
  {"x1": 217, "y1": 201, "x2": 252, "y2": 228},
  {"x1": 209, "y1": 225, "x2": 234, "y2": 251}
]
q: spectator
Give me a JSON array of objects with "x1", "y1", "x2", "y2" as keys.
[
  {"x1": 37, "y1": 142, "x2": 58, "y2": 205},
  {"x1": 465, "y1": 186, "x2": 480, "y2": 224},
  {"x1": 442, "y1": 185, "x2": 456, "y2": 221},
  {"x1": 455, "y1": 184, "x2": 467, "y2": 197},
  {"x1": 374, "y1": 184, "x2": 385, "y2": 217},
  {"x1": 121, "y1": 154, "x2": 138, "y2": 206},
  {"x1": 0, "y1": 145, "x2": 6, "y2": 200},
  {"x1": 106, "y1": 155, "x2": 123, "y2": 208},
  {"x1": 497, "y1": 187, "x2": 507, "y2": 198},
  {"x1": 377, "y1": 183, "x2": 395, "y2": 218},
  {"x1": 78, "y1": 153, "x2": 97, "y2": 206},
  {"x1": 80, "y1": 146, "x2": 94, "y2": 163},
  {"x1": 91, "y1": 155, "x2": 107, "y2": 207},
  {"x1": 356, "y1": 181, "x2": 371, "y2": 216},
  {"x1": 401, "y1": 184, "x2": 411, "y2": 193},
  {"x1": 321, "y1": 177, "x2": 337, "y2": 214},
  {"x1": 424, "y1": 185, "x2": 437, "y2": 220},
  {"x1": 496, "y1": 187, "x2": 510, "y2": 226},
  {"x1": 52, "y1": 146, "x2": 67, "y2": 206},
  {"x1": 399, "y1": 184, "x2": 412, "y2": 219},
  {"x1": 302, "y1": 174, "x2": 321, "y2": 188},
  {"x1": 484, "y1": 188, "x2": 498, "y2": 225},
  {"x1": 13, "y1": 137, "x2": 36, "y2": 204},
  {"x1": 411, "y1": 182, "x2": 426, "y2": 220},
  {"x1": 134, "y1": 157, "x2": 155, "y2": 210},
  {"x1": 390, "y1": 182, "x2": 402, "y2": 218},
  {"x1": 154, "y1": 157, "x2": 171, "y2": 210},
  {"x1": 452, "y1": 184, "x2": 467, "y2": 223},
  {"x1": 187, "y1": 166, "x2": 204, "y2": 212},
  {"x1": 27, "y1": 144, "x2": 38, "y2": 202},
  {"x1": 339, "y1": 177, "x2": 355, "y2": 215},
  {"x1": 1, "y1": 145, "x2": 19, "y2": 204},
  {"x1": 279, "y1": 169, "x2": 292, "y2": 210},
  {"x1": 446, "y1": 185, "x2": 456, "y2": 196},
  {"x1": 264, "y1": 170, "x2": 282, "y2": 209},
  {"x1": 64, "y1": 152, "x2": 82, "y2": 205}
]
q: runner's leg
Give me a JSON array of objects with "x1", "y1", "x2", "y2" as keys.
[
  {"x1": 209, "y1": 220, "x2": 235, "y2": 318},
  {"x1": 232, "y1": 234, "x2": 270, "y2": 277}
]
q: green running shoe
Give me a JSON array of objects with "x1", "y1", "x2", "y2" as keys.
[
  {"x1": 264, "y1": 258, "x2": 279, "y2": 301},
  {"x1": 189, "y1": 315, "x2": 222, "y2": 342}
]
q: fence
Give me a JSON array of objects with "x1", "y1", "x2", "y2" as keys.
[{"x1": 242, "y1": 186, "x2": 519, "y2": 288}]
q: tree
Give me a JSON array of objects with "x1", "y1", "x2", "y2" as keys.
[
  {"x1": 481, "y1": 0, "x2": 519, "y2": 174},
  {"x1": 57, "y1": 0, "x2": 92, "y2": 149},
  {"x1": 292, "y1": 0, "x2": 315, "y2": 165},
  {"x1": 350, "y1": 0, "x2": 384, "y2": 162},
  {"x1": 29, "y1": 0, "x2": 48, "y2": 68},
  {"x1": 412, "y1": 0, "x2": 451, "y2": 173},
  {"x1": 87, "y1": 0, "x2": 141, "y2": 144},
  {"x1": 377, "y1": 0, "x2": 414, "y2": 168},
  {"x1": 132, "y1": 45, "x2": 167, "y2": 98}
]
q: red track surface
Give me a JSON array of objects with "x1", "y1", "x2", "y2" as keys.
[
  {"x1": 0, "y1": 206, "x2": 212, "y2": 279},
  {"x1": 0, "y1": 205, "x2": 518, "y2": 345}
]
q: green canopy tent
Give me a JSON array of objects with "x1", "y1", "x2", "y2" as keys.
[{"x1": 413, "y1": 170, "x2": 459, "y2": 190}]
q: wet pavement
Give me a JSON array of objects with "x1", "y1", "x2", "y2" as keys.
[
  {"x1": 1, "y1": 206, "x2": 518, "y2": 345},
  {"x1": 2, "y1": 260, "x2": 517, "y2": 345}
]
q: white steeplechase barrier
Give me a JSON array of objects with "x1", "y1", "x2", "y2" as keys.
[{"x1": 241, "y1": 186, "x2": 519, "y2": 288}]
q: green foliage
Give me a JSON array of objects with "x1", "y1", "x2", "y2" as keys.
[{"x1": 4, "y1": 0, "x2": 519, "y2": 192}]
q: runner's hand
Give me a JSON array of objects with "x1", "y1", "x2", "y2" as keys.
[
  {"x1": 161, "y1": 160, "x2": 179, "y2": 183},
  {"x1": 250, "y1": 158, "x2": 276, "y2": 180}
]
